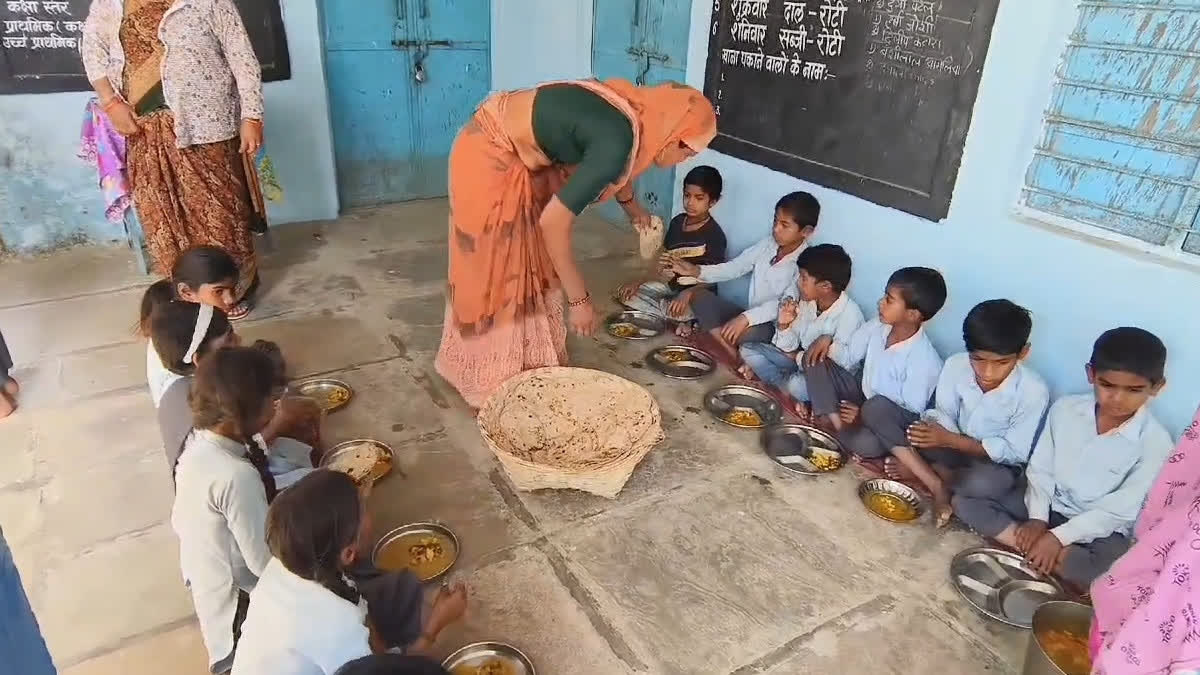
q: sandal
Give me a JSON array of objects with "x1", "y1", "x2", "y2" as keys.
[
  {"x1": 228, "y1": 273, "x2": 261, "y2": 321},
  {"x1": 228, "y1": 300, "x2": 253, "y2": 321}
]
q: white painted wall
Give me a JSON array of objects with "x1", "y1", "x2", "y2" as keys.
[
  {"x1": 678, "y1": 0, "x2": 1199, "y2": 434},
  {"x1": 490, "y1": 0, "x2": 594, "y2": 90}
]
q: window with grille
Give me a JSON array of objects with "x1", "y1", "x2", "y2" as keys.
[{"x1": 1020, "y1": 0, "x2": 1200, "y2": 258}]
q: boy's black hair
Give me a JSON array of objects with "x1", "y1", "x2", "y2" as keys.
[
  {"x1": 1090, "y1": 327, "x2": 1167, "y2": 384},
  {"x1": 886, "y1": 267, "x2": 946, "y2": 321},
  {"x1": 334, "y1": 654, "x2": 449, "y2": 675},
  {"x1": 775, "y1": 191, "x2": 820, "y2": 229},
  {"x1": 683, "y1": 165, "x2": 723, "y2": 201},
  {"x1": 963, "y1": 300, "x2": 1032, "y2": 356},
  {"x1": 795, "y1": 244, "x2": 852, "y2": 294}
]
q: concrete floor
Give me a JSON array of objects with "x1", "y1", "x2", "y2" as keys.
[{"x1": 0, "y1": 200, "x2": 1030, "y2": 674}]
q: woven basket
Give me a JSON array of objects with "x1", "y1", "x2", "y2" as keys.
[{"x1": 478, "y1": 367, "x2": 664, "y2": 498}]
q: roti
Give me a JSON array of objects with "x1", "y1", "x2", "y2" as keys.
[
  {"x1": 638, "y1": 215, "x2": 665, "y2": 260},
  {"x1": 325, "y1": 442, "x2": 389, "y2": 482}
]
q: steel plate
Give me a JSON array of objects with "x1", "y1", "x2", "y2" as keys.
[
  {"x1": 858, "y1": 479, "x2": 924, "y2": 523},
  {"x1": 442, "y1": 642, "x2": 536, "y2": 675},
  {"x1": 704, "y1": 384, "x2": 783, "y2": 428},
  {"x1": 371, "y1": 522, "x2": 459, "y2": 582},
  {"x1": 319, "y1": 438, "x2": 394, "y2": 484},
  {"x1": 760, "y1": 424, "x2": 847, "y2": 475},
  {"x1": 293, "y1": 378, "x2": 353, "y2": 413},
  {"x1": 645, "y1": 345, "x2": 715, "y2": 380},
  {"x1": 950, "y1": 546, "x2": 1065, "y2": 628},
  {"x1": 604, "y1": 311, "x2": 667, "y2": 340}
]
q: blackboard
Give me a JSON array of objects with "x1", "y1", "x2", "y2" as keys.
[
  {"x1": 703, "y1": 0, "x2": 1000, "y2": 221},
  {"x1": 0, "y1": 0, "x2": 290, "y2": 95}
]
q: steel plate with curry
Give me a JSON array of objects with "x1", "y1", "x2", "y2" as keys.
[{"x1": 373, "y1": 524, "x2": 459, "y2": 582}]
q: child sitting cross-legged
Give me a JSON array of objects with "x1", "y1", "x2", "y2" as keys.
[
  {"x1": 805, "y1": 267, "x2": 945, "y2": 492},
  {"x1": 737, "y1": 244, "x2": 864, "y2": 416},
  {"x1": 616, "y1": 165, "x2": 727, "y2": 321},
  {"x1": 954, "y1": 327, "x2": 1173, "y2": 590},
  {"x1": 886, "y1": 300, "x2": 1050, "y2": 528},
  {"x1": 662, "y1": 191, "x2": 818, "y2": 364}
]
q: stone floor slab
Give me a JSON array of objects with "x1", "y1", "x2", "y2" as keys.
[
  {"x1": 365, "y1": 441, "x2": 536, "y2": 575},
  {"x1": 317, "y1": 360, "x2": 460, "y2": 452},
  {"x1": 0, "y1": 245, "x2": 146, "y2": 309},
  {"x1": 0, "y1": 412, "x2": 37, "y2": 488},
  {"x1": 0, "y1": 287, "x2": 143, "y2": 365},
  {"x1": 553, "y1": 472, "x2": 884, "y2": 675},
  {"x1": 35, "y1": 526, "x2": 193, "y2": 667},
  {"x1": 60, "y1": 623, "x2": 208, "y2": 675},
  {"x1": 30, "y1": 388, "x2": 159, "y2": 475},
  {"x1": 433, "y1": 543, "x2": 634, "y2": 675},
  {"x1": 740, "y1": 595, "x2": 1016, "y2": 675},
  {"x1": 239, "y1": 311, "x2": 402, "y2": 378},
  {"x1": 41, "y1": 451, "x2": 172, "y2": 552}
]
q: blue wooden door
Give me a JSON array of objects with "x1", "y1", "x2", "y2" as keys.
[
  {"x1": 323, "y1": 0, "x2": 490, "y2": 208},
  {"x1": 591, "y1": 0, "x2": 692, "y2": 224}
]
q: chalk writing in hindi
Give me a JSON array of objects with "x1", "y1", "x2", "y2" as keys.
[
  {"x1": 703, "y1": 0, "x2": 1000, "y2": 221},
  {"x1": 2, "y1": 0, "x2": 79, "y2": 52}
]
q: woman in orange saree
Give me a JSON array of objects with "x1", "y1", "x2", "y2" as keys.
[{"x1": 435, "y1": 80, "x2": 717, "y2": 408}]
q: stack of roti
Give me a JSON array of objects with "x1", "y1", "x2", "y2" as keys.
[{"x1": 478, "y1": 367, "x2": 664, "y2": 498}]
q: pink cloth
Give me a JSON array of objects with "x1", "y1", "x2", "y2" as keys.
[
  {"x1": 1091, "y1": 407, "x2": 1200, "y2": 674},
  {"x1": 77, "y1": 98, "x2": 131, "y2": 224}
]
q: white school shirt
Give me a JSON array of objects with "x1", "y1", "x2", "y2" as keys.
[
  {"x1": 924, "y1": 353, "x2": 1050, "y2": 466},
  {"x1": 1024, "y1": 394, "x2": 1173, "y2": 545},
  {"x1": 843, "y1": 319, "x2": 943, "y2": 414},
  {"x1": 697, "y1": 237, "x2": 806, "y2": 326},
  {"x1": 172, "y1": 429, "x2": 272, "y2": 672},
  {"x1": 772, "y1": 292, "x2": 866, "y2": 371},
  {"x1": 231, "y1": 558, "x2": 372, "y2": 675},
  {"x1": 147, "y1": 341, "x2": 184, "y2": 408}
]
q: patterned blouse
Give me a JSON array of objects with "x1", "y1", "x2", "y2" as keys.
[{"x1": 80, "y1": 0, "x2": 264, "y2": 148}]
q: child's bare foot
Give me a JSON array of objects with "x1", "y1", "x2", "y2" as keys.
[
  {"x1": 736, "y1": 364, "x2": 756, "y2": 381},
  {"x1": 884, "y1": 457, "x2": 916, "y2": 481},
  {"x1": 0, "y1": 392, "x2": 15, "y2": 419},
  {"x1": 792, "y1": 401, "x2": 811, "y2": 421},
  {"x1": 675, "y1": 322, "x2": 695, "y2": 338},
  {"x1": 933, "y1": 494, "x2": 953, "y2": 529},
  {"x1": 2, "y1": 377, "x2": 18, "y2": 397}
]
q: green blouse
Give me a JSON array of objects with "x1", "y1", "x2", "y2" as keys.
[{"x1": 531, "y1": 84, "x2": 635, "y2": 215}]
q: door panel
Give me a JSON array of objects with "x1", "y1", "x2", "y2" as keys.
[
  {"x1": 324, "y1": 49, "x2": 419, "y2": 208},
  {"x1": 322, "y1": 0, "x2": 401, "y2": 49},
  {"x1": 410, "y1": 46, "x2": 491, "y2": 199},
  {"x1": 324, "y1": 0, "x2": 490, "y2": 208}
]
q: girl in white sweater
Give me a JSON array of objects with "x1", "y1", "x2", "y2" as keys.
[
  {"x1": 233, "y1": 470, "x2": 468, "y2": 675},
  {"x1": 172, "y1": 347, "x2": 281, "y2": 673}
]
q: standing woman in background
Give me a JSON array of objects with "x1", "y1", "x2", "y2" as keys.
[
  {"x1": 435, "y1": 79, "x2": 717, "y2": 408},
  {"x1": 82, "y1": 0, "x2": 267, "y2": 319}
]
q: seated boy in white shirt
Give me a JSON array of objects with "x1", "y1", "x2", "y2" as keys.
[
  {"x1": 954, "y1": 327, "x2": 1172, "y2": 589},
  {"x1": 805, "y1": 266, "x2": 944, "y2": 466},
  {"x1": 885, "y1": 300, "x2": 1050, "y2": 528},
  {"x1": 662, "y1": 191, "x2": 818, "y2": 364},
  {"x1": 737, "y1": 244, "x2": 864, "y2": 415}
]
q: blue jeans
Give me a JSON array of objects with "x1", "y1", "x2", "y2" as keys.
[
  {"x1": 739, "y1": 342, "x2": 809, "y2": 401},
  {"x1": 0, "y1": 527, "x2": 55, "y2": 674}
]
